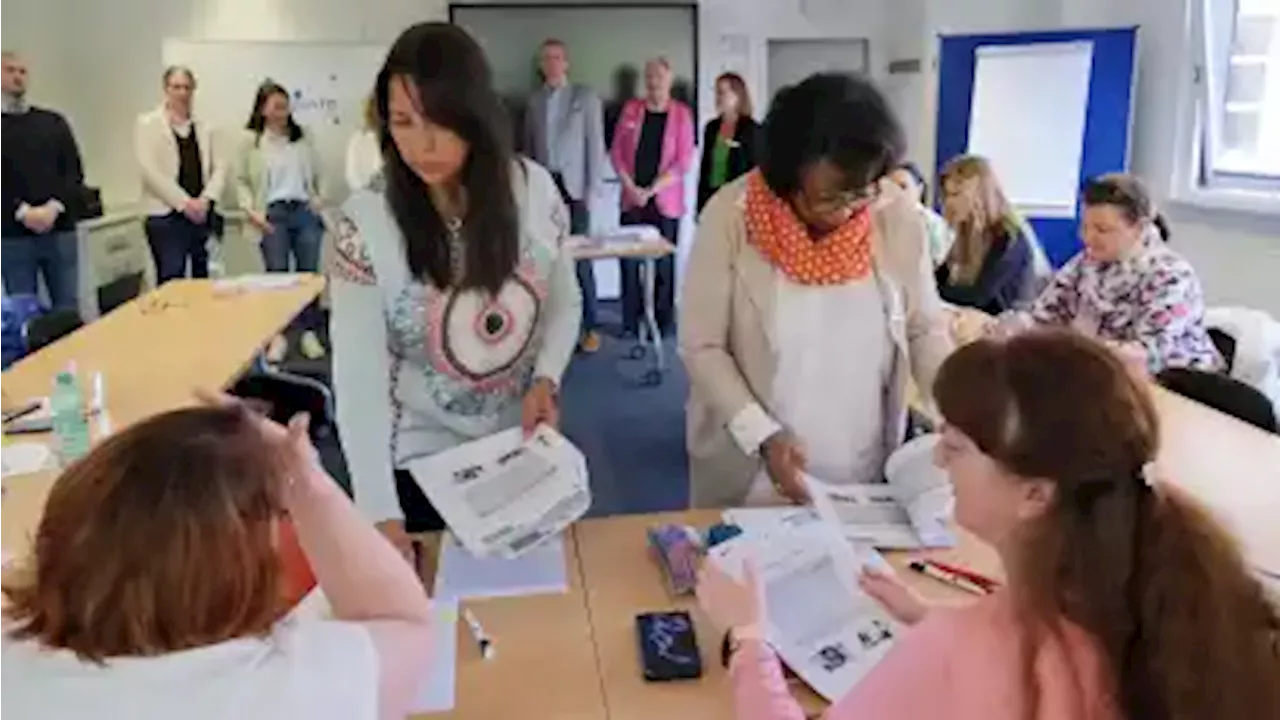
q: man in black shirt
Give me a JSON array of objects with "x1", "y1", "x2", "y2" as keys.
[{"x1": 1, "y1": 51, "x2": 84, "y2": 312}]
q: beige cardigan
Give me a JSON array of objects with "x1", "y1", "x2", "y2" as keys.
[
  {"x1": 678, "y1": 176, "x2": 955, "y2": 508},
  {"x1": 134, "y1": 105, "x2": 227, "y2": 217},
  {"x1": 233, "y1": 130, "x2": 325, "y2": 243}
]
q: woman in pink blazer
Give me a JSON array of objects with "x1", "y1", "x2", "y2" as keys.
[{"x1": 609, "y1": 57, "x2": 695, "y2": 336}]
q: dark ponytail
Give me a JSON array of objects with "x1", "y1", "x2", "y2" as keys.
[{"x1": 1151, "y1": 213, "x2": 1171, "y2": 242}]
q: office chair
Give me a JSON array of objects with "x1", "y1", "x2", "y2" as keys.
[
  {"x1": 23, "y1": 308, "x2": 84, "y2": 354},
  {"x1": 1207, "y1": 327, "x2": 1238, "y2": 374},
  {"x1": 1156, "y1": 367, "x2": 1279, "y2": 435}
]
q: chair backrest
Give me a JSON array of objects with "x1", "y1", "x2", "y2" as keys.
[
  {"x1": 23, "y1": 309, "x2": 84, "y2": 354},
  {"x1": 97, "y1": 272, "x2": 145, "y2": 315},
  {"x1": 1156, "y1": 368, "x2": 1280, "y2": 435}
]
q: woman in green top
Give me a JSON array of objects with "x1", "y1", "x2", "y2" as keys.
[{"x1": 696, "y1": 72, "x2": 760, "y2": 213}]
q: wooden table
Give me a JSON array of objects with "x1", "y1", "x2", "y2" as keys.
[
  {"x1": 2, "y1": 276, "x2": 324, "y2": 555},
  {"x1": 569, "y1": 230, "x2": 676, "y2": 386},
  {"x1": 413, "y1": 534, "x2": 607, "y2": 720},
  {"x1": 573, "y1": 511, "x2": 996, "y2": 719}
]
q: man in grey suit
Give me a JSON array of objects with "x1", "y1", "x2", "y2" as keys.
[{"x1": 523, "y1": 38, "x2": 607, "y2": 353}]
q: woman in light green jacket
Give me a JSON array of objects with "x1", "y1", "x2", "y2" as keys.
[{"x1": 235, "y1": 80, "x2": 327, "y2": 361}]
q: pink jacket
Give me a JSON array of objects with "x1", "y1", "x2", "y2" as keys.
[
  {"x1": 609, "y1": 98, "x2": 695, "y2": 218},
  {"x1": 730, "y1": 594, "x2": 1118, "y2": 720}
]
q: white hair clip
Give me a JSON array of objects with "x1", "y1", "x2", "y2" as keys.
[{"x1": 1140, "y1": 461, "x2": 1159, "y2": 489}]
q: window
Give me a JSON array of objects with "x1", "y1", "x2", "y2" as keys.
[{"x1": 1201, "y1": 0, "x2": 1280, "y2": 190}]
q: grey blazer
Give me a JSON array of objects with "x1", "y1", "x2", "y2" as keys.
[
  {"x1": 522, "y1": 84, "x2": 606, "y2": 201},
  {"x1": 678, "y1": 176, "x2": 956, "y2": 508}
]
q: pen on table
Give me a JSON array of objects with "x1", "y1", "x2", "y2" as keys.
[
  {"x1": 924, "y1": 559, "x2": 1000, "y2": 593},
  {"x1": 462, "y1": 607, "x2": 495, "y2": 660},
  {"x1": 908, "y1": 560, "x2": 990, "y2": 596}
]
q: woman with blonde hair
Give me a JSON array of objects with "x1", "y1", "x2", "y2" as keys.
[
  {"x1": 935, "y1": 155, "x2": 1042, "y2": 314},
  {"x1": 2, "y1": 400, "x2": 435, "y2": 719}
]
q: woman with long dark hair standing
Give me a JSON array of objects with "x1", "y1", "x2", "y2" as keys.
[
  {"x1": 699, "y1": 329, "x2": 1280, "y2": 720},
  {"x1": 235, "y1": 80, "x2": 327, "y2": 361},
  {"x1": 696, "y1": 72, "x2": 759, "y2": 213},
  {"x1": 326, "y1": 23, "x2": 581, "y2": 553}
]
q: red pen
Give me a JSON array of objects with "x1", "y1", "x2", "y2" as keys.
[
  {"x1": 925, "y1": 559, "x2": 1000, "y2": 592},
  {"x1": 909, "y1": 560, "x2": 990, "y2": 596}
]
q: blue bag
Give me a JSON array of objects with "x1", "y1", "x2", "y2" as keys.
[{"x1": 1, "y1": 294, "x2": 47, "y2": 369}]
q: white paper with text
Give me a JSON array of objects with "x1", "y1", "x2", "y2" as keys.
[
  {"x1": 707, "y1": 525, "x2": 899, "y2": 700},
  {"x1": 804, "y1": 434, "x2": 955, "y2": 549},
  {"x1": 406, "y1": 425, "x2": 590, "y2": 558}
]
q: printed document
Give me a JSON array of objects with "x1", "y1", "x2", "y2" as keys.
[
  {"x1": 406, "y1": 425, "x2": 590, "y2": 558},
  {"x1": 805, "y1": 434, "x2": 955, "y2": 549},
  {"x1": 707, "y1": 523, "x2": 899, "y2": 700}
]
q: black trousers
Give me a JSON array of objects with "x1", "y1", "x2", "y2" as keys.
[
  {"x1": 395, "y1": 469, "x2": 447, "y2": 533},
  {"x1": 619, "y1": 201, "x2": 680, "y2": 335}
]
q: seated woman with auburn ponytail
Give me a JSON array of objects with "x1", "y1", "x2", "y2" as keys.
[
  {"x1": 2, "y1": 401, "x2": 435, "y2": 720},
  {"x1": 699, "y1": 329, "x2": 1280, "y2": 720}
]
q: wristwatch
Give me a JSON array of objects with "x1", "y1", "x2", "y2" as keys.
[{"x1": 720, "y1": 624, "x2": 765, "y2": 667}]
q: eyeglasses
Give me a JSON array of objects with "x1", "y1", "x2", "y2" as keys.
[{"x1": 801, "y1": 184, "x2": 879, "y2": 217}]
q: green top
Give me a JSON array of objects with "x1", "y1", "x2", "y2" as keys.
[{"x1": 708, "y1": 134, "x2": 732, "y2": 190}]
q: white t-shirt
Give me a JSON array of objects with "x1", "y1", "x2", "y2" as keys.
[{"x1": 2, "y1": 618, "x2": 378, "y2": 720}]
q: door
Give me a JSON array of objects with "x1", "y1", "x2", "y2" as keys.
[{"x1": 766, "y1": 39, "x2": 870, "y2": 107}]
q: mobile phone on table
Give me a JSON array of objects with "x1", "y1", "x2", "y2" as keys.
[{"x1": 636, "y1": 611, "x2": 703, "y2": 681}]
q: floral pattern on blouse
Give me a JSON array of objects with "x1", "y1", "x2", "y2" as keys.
[{"x1": 1031, "y1": 234, "x2": 1223, "y2": 373}]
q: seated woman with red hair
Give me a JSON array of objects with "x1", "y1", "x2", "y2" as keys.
[{"x1": 2, "y1": 400, "x2": 434, "y2": 720}]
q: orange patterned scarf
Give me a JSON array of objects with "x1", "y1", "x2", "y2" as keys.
[{"x1": 742, "y1": 170, "x2": 873, "y2": 285}]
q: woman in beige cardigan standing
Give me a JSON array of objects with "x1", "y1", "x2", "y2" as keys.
[
  {"x1": 680, "y1": 73, "x2": 953, "y2": 508},
  {"x1": 135, "y1": 66, "x2": 227, "y2": 283}
]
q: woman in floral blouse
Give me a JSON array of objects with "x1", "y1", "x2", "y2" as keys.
[{"x1": 1023, "y1": 173, "x2": 1222, "y2": 373}]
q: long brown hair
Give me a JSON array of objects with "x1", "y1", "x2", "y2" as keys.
[
  {"x1": 3, "y1": 406, "x2": 289, "y2": 662},
  {"x1": 940, "y1": 154, "x2": 1028, "y2": 284},
  {"x1": 715, "y1": 71, "x2": 753, "y2": 119},
  {"x1": 934, "y1": 329, "x2": 1280, "y2": 720}
]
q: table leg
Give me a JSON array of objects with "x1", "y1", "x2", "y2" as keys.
[{"x1": 643, "y1": 257, "x2": 664, "y2": 382}]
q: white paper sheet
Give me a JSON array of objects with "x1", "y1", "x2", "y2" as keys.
[
  {"x1": 406, "y1": 426, "x2": 590, "y2": 558},
  {"x1": 412, "y1": 600, "x2": 459, "y2": 715},
  {"x1": 212, "y1": 273, "x2": 307, "y2": 292},
  {"x1": 707, "y1": 524, "x2": 898, "y2": 700},
  {"x1": 1, "y1": 442, "x2": 52, "y2": 478},
  {"x1": 721, "y1": 506, "x2": 822, "y2": 538},
  {"x1": 804, "y1": 434, "x2": 955, "y2": 550},
  {"x1": 434, "y1": 532, "x2": 568, "y2": 601}
]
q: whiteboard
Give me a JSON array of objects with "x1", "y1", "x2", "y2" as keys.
[
  {"x1": 966, "y1": 41, "x2": 1094, "y2": 218},
  {"x1": 162, "y1": 40, "x2": 388, "y2": 206}
]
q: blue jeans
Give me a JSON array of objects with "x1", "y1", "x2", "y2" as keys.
[
  {"x1": 145, "y1": 212, "x2": 212, "y2": 283},
  {"x1": 1, "y1": 231, "x2": 79, "y2": 311},
  {"x1": 261, "y1": 200, "x2": 324, "y2": 330}
]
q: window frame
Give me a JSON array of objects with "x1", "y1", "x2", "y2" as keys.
[{"x1": 1175, "y1": 0, "x2": 1280, "y2": 215}]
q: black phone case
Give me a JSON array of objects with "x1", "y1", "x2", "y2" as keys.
[{"x1": 636, "y1": 611, "x2": 703, "y2": 681}]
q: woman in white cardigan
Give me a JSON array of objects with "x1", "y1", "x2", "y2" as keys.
[
  {"x1": 327, "y1": 23, "x2": 581, "y2": 554},
  {"x1": 134, "y1": 66, "x2": 227, "y2": 283}
]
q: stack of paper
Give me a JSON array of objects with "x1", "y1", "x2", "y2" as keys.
[
  {"x1": 707, "y1": 522, "x2": 897, "y2": 700},
  {"x1": 434, "y1": 532, "x2": 568, "y2": 601},
  {"x1": 805, "y1": 434, "x2": 955, "y2": 550},
  {"x1": 406, "y1": 426, "x2": 590, "y2": 559}
]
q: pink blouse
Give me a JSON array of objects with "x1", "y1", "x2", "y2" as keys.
[{"x1": 729, "y1": 594, "x2": 1119, "y2": 720}]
